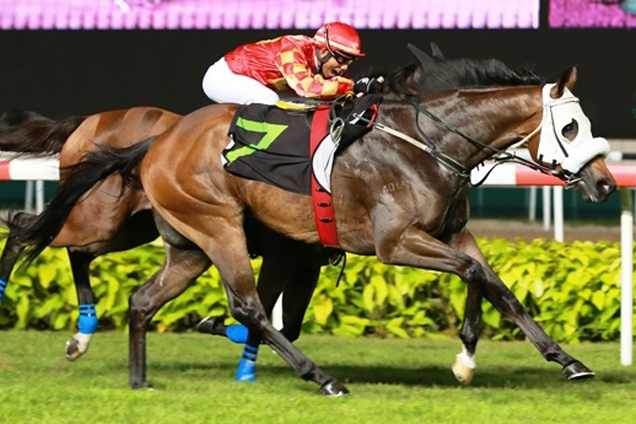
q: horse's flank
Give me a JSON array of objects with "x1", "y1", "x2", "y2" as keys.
[{"x1": 53, "y1": 107, "x2": 181, "y2": 247}]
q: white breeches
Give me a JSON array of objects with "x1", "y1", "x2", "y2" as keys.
[{"x1": 202, "y1": 58, "x2": 280, "y2": 106}]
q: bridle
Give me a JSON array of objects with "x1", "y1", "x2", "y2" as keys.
[{"x1": 353, "y1": 92, "x2": 585, "y2": 188}]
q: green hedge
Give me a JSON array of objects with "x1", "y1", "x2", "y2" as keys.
[{"x1": 0, "y1": 237, "x2": 632, "y2": 343}]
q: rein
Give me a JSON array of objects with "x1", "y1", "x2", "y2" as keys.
[{"x1": 354, "y1": 96, "x2": 583, "y2": 187}]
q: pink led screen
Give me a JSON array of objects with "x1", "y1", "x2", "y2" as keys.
[
  {"x1": 550, "y1": 0, "x2": 636, "y2": 28},
  {"x1": 0, "y1": 0, "x2": 540, "y2": 30}
]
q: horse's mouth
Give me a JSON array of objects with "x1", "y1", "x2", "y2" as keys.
[{"x1": 575, "y1": 171, "x2": 616, "y2": 203}]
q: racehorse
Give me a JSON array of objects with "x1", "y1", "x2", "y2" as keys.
[
  {"x1": 0, "y1": 106, "x2": 331, "y2": 374},
  {"x1": 7, "y1": 45, "x2": 616, "y2": 395},
  {"x1": 0, "y1": 44, "x2": 462, "y2": 383},
  {"x1": 0, "y1": 107, "x2": 180, "y2": 358}
]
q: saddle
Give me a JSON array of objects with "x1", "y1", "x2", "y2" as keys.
[
  {"x1": 222, "y1": 93, "x2": 382, "y2": 196},
  {"x1": 275, "y1": 94, "x2": 332, "y2": 112},
  {"x1": 222, "y1": 93, "x2": 381, "y2": 248}
]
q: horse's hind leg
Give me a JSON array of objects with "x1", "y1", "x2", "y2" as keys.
[
  {"x1": 232, "y1": 250, "x2": 298, "y2": 381},
  {"x1": 128, "y1": 245, "x2": 210, "y2": 388},
  {"x1": 0, "y1": 212, "x2": 38, "y2": 300},
  {"x1": 279, "y1": 261, "x2": 320, "y2": 343},
  {"x1": 233, "y1": 252, "x2": 321, "y2": 381},
  {"x1": 65, "y1": 211, "x2": 159, "y2": 361},
  {"x1": 172, "y1": 214, "x2": 347, "y2": 395},
  {"x1": 197, "y1": 251, "x2": 294, "y2": 342},
  {"x1": 64, "y1": 249, "x2": 97, "y2": 361}
]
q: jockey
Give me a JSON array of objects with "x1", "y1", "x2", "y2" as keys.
[{"x1": 202, "y1": 22, "x2": 366, "y2": 105}]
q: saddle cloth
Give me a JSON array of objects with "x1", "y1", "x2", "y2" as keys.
[{"x1": 222, "y1": 93, "x2": 381, "y2": 195}]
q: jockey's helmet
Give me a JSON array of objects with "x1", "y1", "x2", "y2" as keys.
[{"x1": 313, "y1": 22, "x2": 366, "y2": 59}]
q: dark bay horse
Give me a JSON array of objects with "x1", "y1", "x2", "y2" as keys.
[{"x1": 8, "y1": 48, "x2": 616, "y2": 394}]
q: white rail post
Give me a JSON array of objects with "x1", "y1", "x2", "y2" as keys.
[
  {"x1": 620, "y1": 188, "x2": 633, "y2": 366},
  {"x1": 24, "y1": 180, "x2": 34, "y2": 212},
  {"x1": 553, "y1": 185, "x2": 564, "y2": 242},
  {"x1": 528, "y1": 187, "x2": 537, "y2": 221},
  {"x1": 542, "y1": 186, "x2": 551, "y2": 231},
  {"x1": 35, "y1": 180, "x2": 45, "y2": 213}
]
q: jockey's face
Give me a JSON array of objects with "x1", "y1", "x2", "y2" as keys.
[{"x1": 318, "y1": 48, "x2": 352, "y2": 78}]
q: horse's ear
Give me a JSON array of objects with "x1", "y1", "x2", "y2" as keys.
[
  {"x1": 430, "y1": 42, "x2": 445, "y2": 61},
  {"x1": 550, "y1": 66, "x2": 578, "y2": 98},
  {"x1": 407, "y1": 43, "x2": 435, "y2": 68}
]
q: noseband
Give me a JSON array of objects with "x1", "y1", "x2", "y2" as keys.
[{"x1": 354, "y1": 96, "x2": 584, "y2": 188}]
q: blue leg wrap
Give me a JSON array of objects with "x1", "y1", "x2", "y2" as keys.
[
  {"x1": 78, "y1": 304, "x2": 98, "y2": 334},
  {"x1": 235, "y1": 344, "x2": 259, "y2": 382},
  {"x1": 226, "y1": 325, "x2": 249, "y2": 343},
  {"x1": 226, "y1": 325, "x2": 265, "y2": 344},
  {"x1": 0, "y1": 279, "x2": 6, "y2": 303}
]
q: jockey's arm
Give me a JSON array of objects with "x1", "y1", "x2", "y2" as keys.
[{"x1": 274, "y1": 48, "x2": 353, "y2": 99}]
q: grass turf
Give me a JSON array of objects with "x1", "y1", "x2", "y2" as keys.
[{"x1": 0, "y1": 332, "x2": 634, "y2": 423}]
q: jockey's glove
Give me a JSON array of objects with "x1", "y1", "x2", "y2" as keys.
[{"x1": 354, "y1": 76, "x2": 384, "y2": 95}]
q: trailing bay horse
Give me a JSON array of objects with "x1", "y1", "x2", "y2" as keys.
[
  {"x1": 0, "y1": 106, "x2": 330, "y2": 369},
  {"x1": 8, "y1": 46, "x2": 616, "y2": 394},
  {"x1": 0, "y1": 107, "x2": 180, "y2": 357}
]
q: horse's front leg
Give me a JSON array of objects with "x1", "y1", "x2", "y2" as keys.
[
  {"x1": 480, "y1": 261, "x2": 594, "y2": 380},
  {"x1": 377, "y1": 225, "x2": 593, "y2": 381},
  {"x1": 445, "y1": 229, "x2": 491, "y2": 384}
]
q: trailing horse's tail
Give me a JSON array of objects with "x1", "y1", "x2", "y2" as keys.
[
  {"x1": 0, "y1": 110, "x2": 85, "y2": 155},
  {"x1": 3, "y1": 136, "x2": 157, "y2": 265}
]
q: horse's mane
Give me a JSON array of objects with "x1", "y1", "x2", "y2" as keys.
[
  {"x1": 384, "y1": 56, "x2": 543, "y2": 98},
  {"x1": 0, "y1": 110, "x2": 86, "y2": 155}
]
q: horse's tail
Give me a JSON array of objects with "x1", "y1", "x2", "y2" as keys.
[
  {"x1": 0, "y1": 110, "x2": 85, "y2": 155},
  {"x1": 4, "y1": 136, "x2": 157, "y2": 265}
]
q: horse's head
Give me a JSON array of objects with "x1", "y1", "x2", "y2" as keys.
[{"x1": 526, "y1": 67, "x2": 616, "y2": 202}]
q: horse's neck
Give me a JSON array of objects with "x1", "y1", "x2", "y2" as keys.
[
  {"x1": 443, "y1": 86, "x2": 541, "y2": 168},
  {"x1": 378, "y1": 86, "x2": 542, "y2": 172}
]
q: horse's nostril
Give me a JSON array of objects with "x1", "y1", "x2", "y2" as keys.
[{"x1": 598, "y1": 179, "x2": 616, "y2": 195}]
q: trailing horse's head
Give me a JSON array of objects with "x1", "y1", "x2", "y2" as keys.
[
  {"x1": 527, "y1": 67, "x2": 616, "y2": 202},
  {"x1": 0, "y1": 110, "x2": 85, "y2": 155}
]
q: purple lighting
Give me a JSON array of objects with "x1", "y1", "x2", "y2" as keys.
[
  {"x1": 0, "y1": 0, "x2": 540, "y2": 30},
  {"x1": 550, "y1": 0, "x2": 636, "y2": 28}
]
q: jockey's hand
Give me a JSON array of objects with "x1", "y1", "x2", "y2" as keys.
[{"x1": 354, "y1": 76, "x2": 385, "y2": 97}]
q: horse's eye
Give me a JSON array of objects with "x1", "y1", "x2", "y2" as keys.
[{"x1": 561, "y1": 119, "x2": 578, "y2": 141}]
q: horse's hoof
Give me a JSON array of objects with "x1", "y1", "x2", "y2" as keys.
[
  {"x1": 65, "y1": 333, "x2": 92, "y2": 362},
  {"x1": 452, "y1": 354, "x2": 475, "y2": 385},
  {"x1": 196, "y1": 316, "x2": 227, "y2": 336},
  {"x1": 65, "y1": 338, "x2": 84, "y2": 362},
  {"x1": 318, "y1": 380, "x2": 349, "y2": 397},
  {"x1": 130, "y1": 380, "x2": 153, "y2": 390},
  {"x1": 563, "y1": 361, "x2": 595, "y2": 381},
  {"x1": 236, "y1": 374, "x2": 257, "y2": 382}
]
